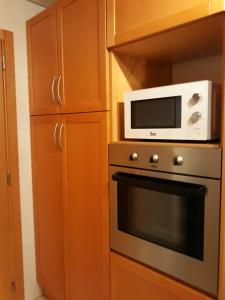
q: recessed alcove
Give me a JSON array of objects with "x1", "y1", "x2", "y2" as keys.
[{"x1": 109, "y1": 13, "x2": 224, "y2": 143}]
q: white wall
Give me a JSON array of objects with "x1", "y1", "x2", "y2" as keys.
[
  {"x1": 0, "y1": 1, "x2": 44, "y2": 299},
  {"x1": 172, "y1": 55, "x2": 222, "y2": 85}
]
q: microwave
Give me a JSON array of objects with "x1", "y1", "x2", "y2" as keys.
[{"x1": 124, "y1": 80, "x2": 221, "y2": 141}]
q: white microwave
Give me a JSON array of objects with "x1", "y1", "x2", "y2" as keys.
[{"x1": 124, "y1": 80, "x2": 221, "y2": 141}]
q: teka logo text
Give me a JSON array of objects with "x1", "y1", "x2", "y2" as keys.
[{"x1": 150, "y1": 132, "x2": 157, "y2": 136}]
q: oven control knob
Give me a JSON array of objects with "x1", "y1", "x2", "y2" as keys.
[
  {"x1": 174, "y1": 155, "x2": 184, "y2": 166},
  {"x1": 190, "y1": 111, "x2": 202, "y2": 123},
  {"x1": 130, "y1": 152, "x2": 138, "y2": 161},
  {"x1": 191, "y1": 93, "x2": 201, "y2": 104},
  {"x1": 150, "y1": 154, "x2": 159, "y2": 163}
]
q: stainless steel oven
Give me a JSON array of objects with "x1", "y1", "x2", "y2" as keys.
[{"x1": 109, "y1": 142, "x2": 221, "y2": 296}]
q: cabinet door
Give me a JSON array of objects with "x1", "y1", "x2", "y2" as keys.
[
  {"x1": 57, "y1": 0, "x2": 107, "y2": 113},
  {"x1": 107, "y1": 0, "x2": 216, "y2": 46},
  {"x1": 27, "y1": 7, "x2": 59, "y2": 115},
  {"x1": 62, "y1": 112, "x2": 110, "y2": 300},
  {"x1": 30, "y1": 115, "x2": 65, "y2": 300},
  {"x1": 111, "y1": 252, "x2": 214, "y2": 300}
]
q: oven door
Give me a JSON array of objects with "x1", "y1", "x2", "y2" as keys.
[{"x1": 109, "y1": 166, "x2": 220, "y2": 296}]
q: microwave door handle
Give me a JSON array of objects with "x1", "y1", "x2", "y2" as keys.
[{"x1": 112, "y1": 172, "x2": 206, "y2": 198}]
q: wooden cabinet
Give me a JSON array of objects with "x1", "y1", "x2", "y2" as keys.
[
  {"x1": 27, "y1": 7, "x2": 59, "y2": 115},
  {"x1": 27, "y1": 0, "x2": 108, "y2": 115},
  {"x1": 62, "y1": 112, "x2": 109, "y2": 300},
  {"x1": 28, "y1": 1, "x2": 110, "y2": 299},
  {"x1": 111, "y1": 252, "x2": 214, "y2": 300},
  {"x1": 30, "y1": 115, "x2": 65, "y2": 300},
  {"x1": 30, "y1": 112, "x2": 110, "y2": 300},
  {"x1": 107, "y1": 0, "x2": 225, "y2": 46}
]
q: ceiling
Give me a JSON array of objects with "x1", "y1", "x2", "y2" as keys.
[{"x1": 27, "y1": 0, "x2": 56, "y2": 7}]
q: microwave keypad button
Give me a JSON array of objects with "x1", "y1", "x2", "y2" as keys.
[
  {"x1": 191, "y1": 93, "x2": 201, "y2": 104},
  {"x1": 150, "y1": 154, "x2": 159, "y2": 163},
  {"x1": 174, "y1": 155, "x2": 184, "y2": 166},
  {"x1": 129, "y1": 152, "x2": 138, "y2": 161},
  {"x1": 190, "y1": 111, "x2": 202, "y2": 124}
]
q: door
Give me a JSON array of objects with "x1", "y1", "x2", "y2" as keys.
[
  {"x1": 27, "y1": 7, "x2": 59, "y2": 115},
  {"x1": 62, "y1": 112, "x2": 110, "y2": 300},
  {"x1": 30, "y1": 115, "x2": 65, "y2": 300},
  {"x1": 0, "y1": 42, "x2": 13, "y2": 300},
  {"x1": 57, "y1": 0, "x2": 107, "y2": 113}
]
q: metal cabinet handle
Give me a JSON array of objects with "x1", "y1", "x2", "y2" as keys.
[
  {"x1": 57, "y1": 75, "x2": 62, "y2": 104},
  {"x1": 59, "y1": 123, "x2": 64, "y2": 150},
  {"x1": 51, "y1": 76, "x2": 57, "y2": 104},
  {"x1": 53, "y1": 123, "x2": 59, "y2": 148}
]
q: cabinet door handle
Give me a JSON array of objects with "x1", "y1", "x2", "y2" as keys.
[
  {"x1": 57, "y1": 75, "x2": 62, "y2": 104},
  {"x1": 51, "y1": 76, "x2": 57, "y2": 104},
  {"x1": 53, "y1": 123, "x2": 59, "y2": 148},
  {"x1": 59, "y1": 123, "x2": 64, "y2": 150}
]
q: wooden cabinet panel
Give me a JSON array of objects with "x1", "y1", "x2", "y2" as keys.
[
  {"x1": 57, "y1": 0, "x2": 107, "y2": 113},
  {"x1": 30, "y1": 115, "x2": 65, "y2": 300},
  {"x1": 27, "y1": 8, "x2": 59, "y2": 115},
  {"x1": 107, "y1": 0, "x2": 223, "y2": 46},
  {"x1": 111, "y1": 252, "x2": 214, "y2": 300},
  {"x1": 62, "y1": 112, "x2": 110, "y2": 300}
]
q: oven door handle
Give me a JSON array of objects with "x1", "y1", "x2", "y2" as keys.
[{"x1": 112, "y1": 172, "x2": 206, "y2": 198}]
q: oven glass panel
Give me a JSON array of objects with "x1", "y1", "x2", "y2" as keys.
[
  {"x1": 131, "y1": 96, "x2": 181, "y2": 129},
  {"x1": 113, "y1": 173, "x2": 205, "y2": 260}
]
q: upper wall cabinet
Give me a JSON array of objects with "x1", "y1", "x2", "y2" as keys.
[
  {"x1": 107, "y1": 0, "x2": 225, "y2": 47},
  {"x1": 27, "y1": 0, "x2": 108, "y2": 115}
]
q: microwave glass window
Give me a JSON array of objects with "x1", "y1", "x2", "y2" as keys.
[
  {"x1": 113, "y1": 173, "x2": 205, "y2": 260},
  {"x1": 131, "y1": 96, "x2": 181, "y2": 129}
]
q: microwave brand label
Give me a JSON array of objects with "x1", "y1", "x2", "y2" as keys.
[{"x1": 150, "y1": 131, "x2": 157, "y2": 136}]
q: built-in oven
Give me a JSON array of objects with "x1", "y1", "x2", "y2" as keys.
[{"x1": 109, "y1": 142, "x2": 221, "y2": 296}]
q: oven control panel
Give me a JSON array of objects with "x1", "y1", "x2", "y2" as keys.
[{"x1": 109, "y1": 142, "x2": 221, "y2": 179}]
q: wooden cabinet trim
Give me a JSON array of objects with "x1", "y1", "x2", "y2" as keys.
[
  {"x1": 107, "y1": 0, "x2": 115, "y2": 51},
  {"x1": 218, "y1": 22, "x2": 225, "y2": 300}
]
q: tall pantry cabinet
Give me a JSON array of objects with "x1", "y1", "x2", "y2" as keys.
[{"x1": 27, "y1": 1, "x2": 109, "y2": 300}]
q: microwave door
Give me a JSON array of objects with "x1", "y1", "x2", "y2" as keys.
[{"x1": 130, "y1": 96, "x2": 182, "y2": 129}]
